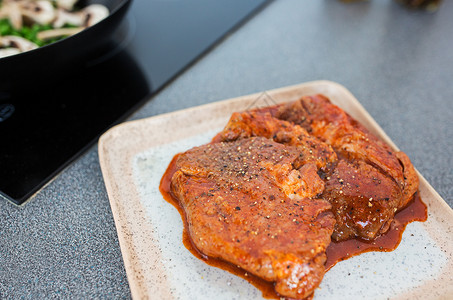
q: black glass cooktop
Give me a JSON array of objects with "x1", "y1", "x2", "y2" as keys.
[{"x1": 0, "y1": 0, "x2": 271, "y2": 205}]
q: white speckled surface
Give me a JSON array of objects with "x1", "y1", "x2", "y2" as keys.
[{"x1": 99, "y1": 81, "x2": 453, "y2": 299}]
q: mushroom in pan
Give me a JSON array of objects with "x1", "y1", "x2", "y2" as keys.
[
  {"x1": 52, "y1": 8, "x2": 85, "y2": 28},
  {"x1": 52, "y1": 4, "x2": 109, "y2": 28},
  {"x1": 20, "y1": 0, "x2": 56, "y2": 25},
  {"x1": 55, "y1": 0, "x2": 78, "y2": 11},
  {"x1": 0, "y1": 0, "x2": 110, "y2": 56},
  {"x1": 0, "y1": 0, "x2": 23, "y2": 29},
  {"x1": 37, "y1": 26, "x2": 82, "y2": 40},
  {"x1": 40, "y1": 4, "x2": 109, "y2": 39},
  {"x1": 0, "y1": 47, "x2": 20, "y2": 58},
  {"x1": 0, "y1": 35, "x2": 38, "y2": 57},
  {"x1": 0, "y1": 35, "x2": 38, "y2": 51},
  {"x1": 83, "y1": 4, "x2": 109, "y2": 27}
]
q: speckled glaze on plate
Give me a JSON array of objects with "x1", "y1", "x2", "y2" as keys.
[{"x1": 98, "y1": 81, "x2": 453, "y2": 300}]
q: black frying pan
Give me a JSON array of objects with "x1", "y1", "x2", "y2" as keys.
[{"x1": 0, "y1": 0, "x2": 132, "y2": 91}]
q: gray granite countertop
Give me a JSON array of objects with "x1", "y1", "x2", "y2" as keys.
[{"x1": 1, "y1": 0, "x2": 452, "y2": 298}]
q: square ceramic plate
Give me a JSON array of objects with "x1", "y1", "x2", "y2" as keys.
[{"x1": 98, "y1": 81, "x2": 453, "y2": 300}]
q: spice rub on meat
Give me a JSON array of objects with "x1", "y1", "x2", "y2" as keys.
[
  {"x1": 171, "y1": 137, "x2": 335, "y2": 299},
  {"x1": 212, "y1": 110, "x2": 337, "y2": 172}
]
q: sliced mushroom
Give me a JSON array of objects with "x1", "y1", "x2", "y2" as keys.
[
  {"x1": 56, "y1": 0, "x2": 78, "y2": 11},
  {"x1": 0, "y1": 35, "x2": 39, "y2": 52},
  {"x1": 37, "y1": 27, "x2": 83, "y2": 40},
  {"x1": 0, "y1": 47, "x2": 21, "y2": 58},
  {"x1": 0, "y1": 1, "x2": 23, "y2": 29},
  {"x1": 0, "y1": 0, "x2": 110, "y2": 57},
  {"x1": 20, "y1": 0, "x2": 55, "y2": 25},
  {"x1": 83, "y1": 4, "x2": 109, "y2": 27},
  {"x1": 52, "y1": 4, "x2": 109, "y2": 29},
  {"x1": 53, "y1": 7, "x2": 85, "y2": 28}
]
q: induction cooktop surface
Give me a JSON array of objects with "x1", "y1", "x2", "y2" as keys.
[{"x1": 0, "y1": 0, "x2": 271, "y2": 205}]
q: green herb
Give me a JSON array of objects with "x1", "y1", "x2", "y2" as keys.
[
  {"x1": 0, "y1": 18, "x2": 15, "y2": 36},
  {"x1": 0, "y1": 18, "x2": 72, "y2": 47}
]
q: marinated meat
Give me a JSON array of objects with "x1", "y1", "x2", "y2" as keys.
[
  {"x1": 214, "y1": 95, "x2": 418, "y2": 241},
  {"x1": 168, "y1": 94, "x2": 419, "y2": 299},
  {"x1": 171, "y1": 137, "x2": 335, "y2": 299}
]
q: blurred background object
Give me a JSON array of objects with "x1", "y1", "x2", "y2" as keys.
[
  {"x1": 341, "y1": 0, "x2": 442, "y2": 11},
  {"x1": 395, "y1": 0, "x2": 442, "y2": 11}
]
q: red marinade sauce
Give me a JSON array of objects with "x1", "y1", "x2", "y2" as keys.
[
  {"x1": 325, "y1": 192, "x2": 427, "y2": 271},
  {"x1": 160, "y1": 154, "x2": 428, "y2": 299}
]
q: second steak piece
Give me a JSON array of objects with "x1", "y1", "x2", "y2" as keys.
[
  {"x1": 171, "y1": 137, "x2": 335, "y2": 299},
  {"x1": 275, "y1": 95, "x2": 419, "y2": 241}
]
